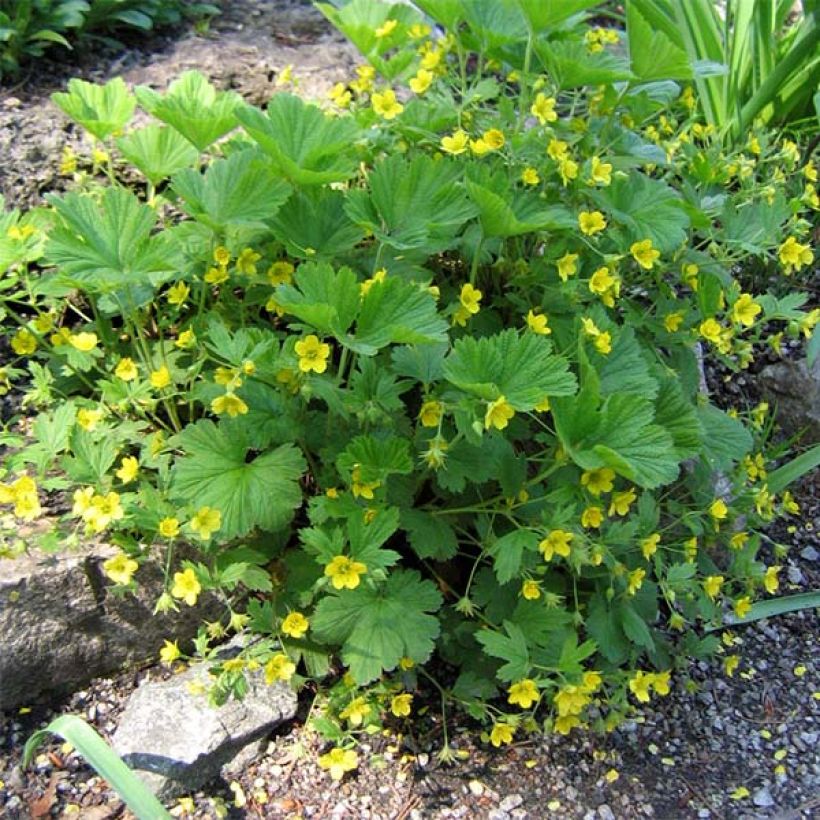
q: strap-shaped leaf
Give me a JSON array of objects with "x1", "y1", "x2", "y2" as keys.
[
  {"x1": 135, "y1": 71, "x2": 241, "y2": 151},
  {"x1": 443, "y1": 329, "x2": 577, "y2": 407},
  {"x1": 52, "y1": 77, "x2": 136, "y2": 141},
  {"x1": 236, "y1": 94, "x2": 361, "y2": 185},
  {"x1": 172, "y1": 150, "x2": 290, "y2": 229}
]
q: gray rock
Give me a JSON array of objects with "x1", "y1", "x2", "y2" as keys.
[
  {"x1": 759, "y1": 357, "x2": 820, "y2": 443},
  {"x1": 0, "y1": 543, "x2": 221, "y2": 711},
  {"x1": 598, "y1": 805, "x2": 616, "y2": 820},
  {"x1": 752, "y1": 786, "x2": 775, "y2": 808},
  {"x1": 112, "y1": 644, "x2": 297, "y2": 799},
  {"x1": 799, "y1": 546, "x2": 818, "y2": 561},
  {"x1": 500, "y1": 795, "x2": 524, "y2": 812}
]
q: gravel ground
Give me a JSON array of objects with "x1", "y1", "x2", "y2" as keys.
[{"x1": 1, "y1": 2, "x2": 818, "y2": 818}]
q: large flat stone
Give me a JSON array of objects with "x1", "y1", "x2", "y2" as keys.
[
  {"x1": 759, "y1": 357, "x2": 820, "y2": 443},
  {"x1": 0, "y1": 543, "x2": 221, "y2": 711},
  {"x1": 112, "y1": 645, "x2": 297, "y2": 798}
]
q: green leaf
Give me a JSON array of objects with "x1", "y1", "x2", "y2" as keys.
[
  {"x1": 535, "y1": 38, "x2": 634, "y2": 89},
  {"x1": 597, "y1": 328, "x2": 658, "y2": 398},
  {"x1": 172, "y1": 150, "x2": 290, "y2": 230},
  {"x1": 586, "y1": 594, "x2": 629, "y2": 664},
  {"x1": 653, "y1": 378, "x2": 703, "y2": 460},
  {"x1": 400, "y1": 508, "x2": 459, "y2": 561},
  {"x1": 135, "y1": 71, "x2": 241, "y2": 151},
  {"x1": 443, "y1": 329, "x2": 577, "y2": 407},
  {"x1": 270, "y1": 189, "x2": 364, "y2": 260},
  {"x1": 391, "y1": 344, "x2": 446, "y2": 384},
  {"x1": 236, "y1": 94, "x2": 361, "y2": 185},
  {"x1": 337, "y1": 434, "x2": 412, "y2": 484},
  {"x1": 475, "y1": 620, "x2": 530, "y2": 682},
  {"x1": 616, "y1": 601, "x2": 655, "y2": 650},
  {"x1": 172, "y1": 420, "x2": 306, "y2": 538},
  {"x1": 347, "y1": 507, "x2": 402, "y2": 572},
  {"x1": 466, "y1": 180, "x2": 575, "y2": 238},
  {"x1": 52, "y1": 77, "x2": 135, "y2": 141},
  {"x1": 62, "y1": 429, "x2": 118, "y2": 484},
  {"x1": 349, "y1": 276, "x2": 448, "y2": 354},
  {"x1": 312, "y1": 569, "x2": 442, "y2": 683},
  {"x1": 767, "y1": 445, "x2": 820, "y2": 494},
  {"x1": 346, "y1": 154, "x2": 477, "y2": 252},
  {"x1": 627, "y1": 1, "x2": 693, "y2": 81},
  {"x1": 591, "y1": 172, "x2": 690, "y2": 253},
  {"x1": 24, "y1": 716, "x2": 170, "y2": 819},
  {"x1": 116, "y1": 125, "x2": 199, "y2": 186},
  {"x1": 515, "y1": 0, "x2": 601, "y2": 31},
  {"x1": 697, "y1": 404, "x2": 752, "y2": 469},
  {"x1": 488, "y1": 529, "x2": 539, "y2": 584},
  {"x1": 276, "y1": 262, "x2": 361, "y2": 337},
  {"x1": 44, "y1": 187, "x2": 181, "y2": 304}
]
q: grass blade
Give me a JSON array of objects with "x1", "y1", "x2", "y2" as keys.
[
  {"x1": 24, "y1": 715, "x2": 170, "y2": 820},
  {"x1": 707, "y1": 591, "x2": 820, "y2": 630},
  {"x1": 767, "y1": 444, "x2": 820, "y2": 494}
]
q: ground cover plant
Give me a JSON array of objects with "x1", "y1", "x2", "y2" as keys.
[
  {"x1": 0, "y1": 0, "x2": 219, "y2": 79},
  {"x1": 1, "y1": 0, "x2": 819, "y2": 784}
]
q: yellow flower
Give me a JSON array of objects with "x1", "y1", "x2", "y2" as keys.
[
  {"x1": 557, "y1": 252, "x2": 579, "y2": 282},
  {"x1": 482, "y1": 129, "x2": 505, "y2": 150},
  {"x1": 533, "y1": 396, "x2": 551, "y2": 413},
  {"x1": 115, "y1": 456, "x2": 139, "y2": 484},
  {"x1": 554, "y1": 714, "x2": 581, "y2": 735},
  {"x1": 664, "y1": 312, "x2": 684, "y2": 333},
  {"x1": 150, "y1": 366, "x2": 171, "y2": 390},
  {"x1": 547, "y1": 138, "x2": 568, "y2": 160},
  {"x1": 166, "y1": 282, "x2": 190, "y2": 306},
  {"x1": 580, "y1": 671, "x2": 602, "y2": 693},
  {"x1": 626, "y1": 567, "x2": 645, "y2": 595},
  {"x1": 236, "y1": 248, "x2": 261, "y2": 275},
  {"x1": 521, "y1": 579, "x2": 541, "y2": 600},
  {"x1": 628, "y1": 671, "x2": 653, "y2": 703},
  {"x1": 282, "y1": 611, "x2": 309, "y2": 639},
  {"x1": 729, "y1": 786, "x2": 750, "y2": 801},
  {"x1": 609, "y1": 487, "x2": 636, "y2": 516},
  {"x1": 709, "y1": 498, "x2": 728, "y2": 520},
  {"x1": 32, "y1": 312, "x2": 55, "y2": 334},
  {"x1": 171, "y1": 568, "x2": 201, "y2": 606},
  {"x1": 539, "y1": 529, "x2": 573, "y2": 561},
  {"x1": 324, "y1": 555, "x2": 368, "y2": 590},
  {"x1": 641, "y1": 533, "x2": 660, "y2": 560},
  {"x1": 581, "y1": 467, "x2": 615, "y2": 496},
  {"x1": 318, "y1": 747, "x2": 358, "y2": 781},
  {"x1": 521, "y1": 167, "x2": 540, "y2": 185},
  {"x1": 558, "y1": 156, "x2": 578, "y2": 186},
  {"x1": 295, "y1": 334, "x2": 331, "y2": 374},
  {"x1": 554, "y1": 685, "x2": 590, "y2": 716},
  {"x1": 589, "y1": 156, "x2": 612, "y2": 186},
  {"x1": 630, "y1": 239, "x2": 660, "y2": 270},
  {"x1": 11, "y1": 328, "x2": 37, "y2": 355},
  {"x1": 211, "y1": 393, "x2": 249, "y2": 418},
  {"x1": 204, "y1": 266, "x2": 229, "y2": 285},
  {"x1": 731, "y1": 293, "x2": 761, "y2": 327},
  {"x1": 419, "y1": 400, "x2": 444, "y2": 427},
  {"x1": 50, "y1": 327, "x2": 71, "y2": 347},
  {"x1": 485, "y1": 396, "x2": 515, "y2": 430},
  {"x1": 372, "y1": 88, "x2": 404, "y2": 119},
  {"x1": 589, "y1": 266, "x2": 616, "y2": 296},
  {"x1": 459, "y1": 282, "x2": 482, "y2": 314},
  {"x1": 103, "y1": 553, "x2": 138, "y2": 586},
  {"x1": 763, "y1": 565, "x2": 780, "y2": 594},
  {"x1": 390, "y1": 694, "x2": 413, "y2": 717},
  {"x1": 176, "y1": 329, "x2": 196, "y2": 349},
  {"x1": 489, "y1": 722, "x2": 514, "y2": 747},
  {"x1": 778, "y1": 236, "x2": 813, "y2": 274},
  {"x1": 213, "y1": 246, "x2": 231, "y2": 266},
  {"x1": 115, "y1": 357, "x2": 138, "y2": 381},
  {"x1": 581, "y1": 506, "x2": 603, "y2": 528},
  {"x1": 409, "y1": 68, "x2": 434, "y2": 94},
  {"x1": 440, "y1": 129, "x2": 470, "y2": 155},
  {"x1": 578, "y1": 211, "x2": 606, "y2": 236},
  {"x1": 340, "y1": 696, "x2": 371, "y2": 726},
  {"x1": 77, "y1": 408, "x2": 103, "y2": 432},
  {"x1": 508, "y1": 679, "x2": 539, "y2": 709},
  {"x1": 526, "y1": 309, "x2": 551, "y2": 335},
  {"x1": 375, "y1": 18, "x2": 397, "y2": 37},
  {"x1": 703, "y1": 575, "x2": 724, "y2": 600},
  {"x1": 190, "y1": 506, "x2": 221, "y2": 540},
  {"x1": 69, "y1": 332, "x2": 98, "y2": 352},
  {"x1": 351, "y1": 465, "x2": 381, "y2": 499},
  {"x1": 734, "y1": 596, "x2": 752, "y2": 618},
  {"x1": 158, "y1": 517, "x2": 180, "y2": 538},
  {"x1": 531, "y1": 93, "x2": 558, "y2": 124},
  {"x1": 699, "y1": 318, "x2": 723, "y2": 345},
  {"x1": 159, "y1": 640, "x2": 181, "y2": 664},
  {"x1": 265, "y1": 654, "x2": 296, "y2": 683},
  {"x1": 724, "y1": 655, "x2": 740, "y2": 677}
]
